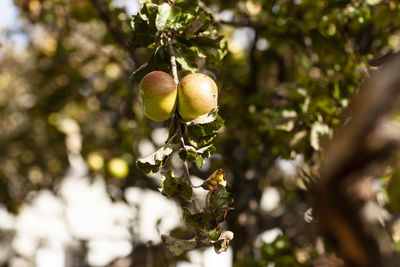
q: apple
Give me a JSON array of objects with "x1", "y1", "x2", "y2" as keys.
[
  {"x1": 87, "y1": 152, "x2": 104, "y2": 171},
  {"x1": 107, "y1": 157, "x2": 129, "y2": 178},
  {"x1": 139, "y1": 71, "x2": 177, "y2": 121},
  {"x1": 178, "y1": 73, "x2": 218, "y2": 121}
]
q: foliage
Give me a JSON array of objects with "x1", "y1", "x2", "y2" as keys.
[{"x1": 2, "y1": 0, "x2": 400, "y2": 265}]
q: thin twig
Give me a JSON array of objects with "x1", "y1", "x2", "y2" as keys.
[
  {"x1": 178, "y1": 133, "x2": 191, "y2": 182},
  {"x1": 166, "y1": 34, "x2": 198, "y2": 212},
  {"x1": 167, "y1": 36, "x2": 179, "y2": 85},
  {"x1": 178, "y1": 126, "x2": 198, "y2": 212}
]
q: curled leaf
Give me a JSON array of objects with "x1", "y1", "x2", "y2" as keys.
[
  {"x1": 214, "y1": 231, "x2": 234, "y2": 254},
  {"x1": 136, "y1": 143, "x2": 174, "y2": 174},
  {"x1": 198, "y1": 169, "x2": 226, "y2": 190}
]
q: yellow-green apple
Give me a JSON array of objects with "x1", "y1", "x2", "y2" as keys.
[
  {"x1": 178, "y1": 73, "x2": 218, "y2": 121},
  {"x1": 139, "y1": 71, "x2": 177, "y2": 121}
]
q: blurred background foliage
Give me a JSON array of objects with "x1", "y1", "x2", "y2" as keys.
[{"x1": 2, "y1": 0, "x2": 400, "y2": 266}]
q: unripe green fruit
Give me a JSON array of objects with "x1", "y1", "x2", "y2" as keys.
[
  {"x1": 178, "y1": 73, "x2": 218, "y2": 121},
  {"x1": 139, "y1": 71, "x2": 177, "y2": 121},
  {"x1": 107, "y1": 157, "x2": 129, "y2": 178}
]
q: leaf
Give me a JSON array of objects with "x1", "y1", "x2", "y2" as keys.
[
  {"x1": 184, "y1": 210, "x2": 220, "y2": 231},
  {"x1": 130, "y1": 2, "x2": 158, "y2": 48},
  {"x1": 167, "y1": 6, "x2": 182, "y2": 30},
  {"x1": 161, "y1": 171, "x2": 193, "y2": 202},
  {"x1": 199, "y1": 169, "x2": 226, "y2": 190},
  {"x1": 131, "y1": 47, "x2": 170, "y2": 83},
  {"x1": 208, "y1": 185, "x2": 234, "y2": 222},
  {"x1": 161, "y1": 235, "x2": 196, "y2": 256},
  {"x1": 175, "y1": 42, "x2": 200, "y2": 72},
  {"x1": 186, "y1": 109, "x2": 224, "y2": 148},
  {"x1": 155, "y1": 3, "x2": 171, "y2": 31},
  {"x1": 184, "y1": 12, "x2": 207, "y2": 39},
  {"x1": 214, "y1": 231, "x2": 234, "y2": 254},
  {"x1": 178, "y1": 145, "x2": 198, "y2": 162},
  {"x1": 155, "y1": 4, "x2": 182, "y2": 31},
  {"x1": 136, "y1": 143, "x2": 174, "y2": 174},
  {"x1": 178, "y1": 144, "x2": 216, "y2": 167},
  {"x1": 190, "y1": 35, "x2": 228, "y2": 62},
  {"x1": 175, "y1": 54, "x2": 199, "y2": 73}
]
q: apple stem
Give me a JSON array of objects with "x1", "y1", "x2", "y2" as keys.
[{"x1": 167, "y1": 36, "x2": 179, "y2": 85}]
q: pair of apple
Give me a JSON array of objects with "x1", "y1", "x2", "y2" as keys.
[{"x1": 139, "y1": 71, "x2": 218, "y2": 121}]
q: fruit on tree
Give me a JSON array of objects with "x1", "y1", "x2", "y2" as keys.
[
  {"x1": 107, "y1": 157, "x2": 129, "y2": 178},
  {"x1": 87, "y1": 152, "x2": 104, "y2": 171},
  {"x1": 178, "y1": 73, "x2": 218, "y2": 121},
  {"x1": 139, "y1": 71, "x2": 177, "y2": 121}
]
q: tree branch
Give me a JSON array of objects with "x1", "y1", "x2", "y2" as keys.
[
  {"x1": 166, "y1": 34, "x2": 198, "y2": 212},
  {"x1": 167, "y1": 36, "x2": 179, "y2": 85}
]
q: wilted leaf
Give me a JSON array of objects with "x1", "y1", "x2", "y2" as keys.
[
  {"x1": 214, "y1": 231, "x2": 234, "y2": 254},
  {"x1": 136, "y1": 143, "x2": 174, "y2": 174},
  {"x1": 198, "y1": 169, "x2": 226, "y2": 190},
  {"x1": 161, "y1": 171, "x2": 193, "y2": 202},
  {"x1": 161, "y1": 235, "x2": 196, "y2": 256}
]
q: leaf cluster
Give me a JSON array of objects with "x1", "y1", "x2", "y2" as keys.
[{"x1": 131, "y1": 0, "x2": 227, "y2": 82}]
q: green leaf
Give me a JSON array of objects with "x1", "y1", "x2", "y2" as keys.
[
  {"x1": 175, "y1": 0, "x2": 199, "y2": 14},
  {"x1": 167, "y1": 6, "x2": 182, "y2": 29},
  {"x1": 136, "y1": 143, "x2": 174, "y2": 174},
  {"x1": 190, "y1": 35, "x2": 228, "y2": 62},
  {"x1": 162, "y1": 171, "x2": 193, "y2": 202},
  {"x1": 131, "y1": 47, "x2": 170, "y2": 83},
  {"x1": 178, "y1": 145, "x2": 198, "y2": 162},
  {"x1": 208, "y1": 185, "x2": 234, "y2": 222},
  {"x1": 130, "y1": 2, "x2": 158, "y2": 48},
  {"x1": 155, "y1": 4, "x2": 182, "y2": 31},
  {"x1": 184, "y1": 12, "x2": 207, "y2": 39},
  {"x1": 184, "y1": 210, "x2": 219, "y2": 231},
  {"x1": 156, "y1": 3, "x2": 171, "y2": 31},
  {"x1": 161, "y1": 235, "x2": 196, "y2": 256},
  {"x1": 186, "y1": 109, "x2": 224, "y2": 148},
  {"x1": 175, "y1": 42, "x2": 200, "y2": 72},
  {"x1": 178, "y1": 144, "x2": 216, "y2": 165},
  {"x1": 175, "y1": 54, "x2": 199, "y2": 73}
]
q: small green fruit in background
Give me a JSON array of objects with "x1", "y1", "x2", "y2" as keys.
[
  {"x1": 139, "y1": 71, "x2": 177, "y2": 121},
  {"x1": 107, "y1": 157, "x2": 129, "y2": 178},
  {"x1": 87, "y1": 152, "x2": 104, "y2": 171},
  {"x1": 178, "y1": 73, "x2": 218, "y2": 121}
]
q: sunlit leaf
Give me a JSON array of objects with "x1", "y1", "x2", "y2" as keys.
[
  {"x1": 198, "y1": 169, "x2": 226, "y2": 190},
  {"x1": 136, "y1": 143, "x2": 174, "y2": 174}
]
